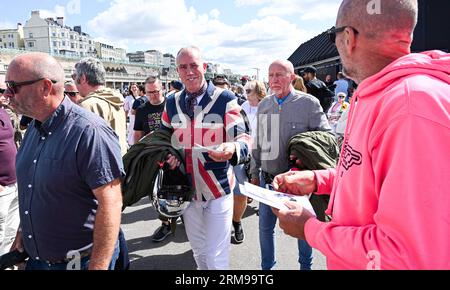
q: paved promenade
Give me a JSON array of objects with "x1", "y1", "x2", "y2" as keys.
[{"x1": 121, "y1": 199, "x2": 327, "y2": 270}]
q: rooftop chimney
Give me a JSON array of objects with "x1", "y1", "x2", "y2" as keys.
[
  {"x1": 31, "y1": 11, "x2": 40, "y2": 17},
  {"x1": 57, "y1": 17, "x2": 64, "y2": 27}
]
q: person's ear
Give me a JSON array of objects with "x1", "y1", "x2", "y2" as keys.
[
  {"x1": 343, "y1": 27, "x2": 358, "y2": 54},
  {"x1": 290, "y1": 74, "x2": 296, "y2": 84},
  {"x1": 42, "y1": 79, "x2": 54, "y2": 96}
]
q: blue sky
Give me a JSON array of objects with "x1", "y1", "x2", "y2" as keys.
[{"x1": 0, "y1": 0, "x2": 342, "y2": 77}]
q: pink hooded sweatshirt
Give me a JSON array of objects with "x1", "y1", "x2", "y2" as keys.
[{"x1": 305, "y1": 51, "x2": 450, "y2": 270}]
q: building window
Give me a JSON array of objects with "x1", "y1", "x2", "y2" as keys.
[
  {"x1": 53, "y1": 41, "x2": 58, "y2": 47},
  {"x1": 28, "y1": 42, "x2": 34, "y2": 48},
  {"x1": 61, "y1": 32, "x2": 65, "y2": 37},
  {"x1": 52, "y1": 32, "x2": 56, "y2": 37},
  {"x1": 71, "y1": 43, "x2": 75, "y2": 49},
  {"x1": 62, "y1": 41, "x2": 66, "y2": 46},
  {"x1": 28, "y1": 33, "x2": 33, "y2": 38}
]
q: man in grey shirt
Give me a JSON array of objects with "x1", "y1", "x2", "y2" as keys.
[{"x1": 250, "y1": 59, "x2": 330, "y2": 270}]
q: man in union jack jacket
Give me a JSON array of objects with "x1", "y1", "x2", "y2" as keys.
[{"x1": 161, "y1": 46, "x2": 250, "y2": 270}]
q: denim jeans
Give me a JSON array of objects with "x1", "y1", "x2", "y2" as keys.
[
  {"x1": 114, "y1": 228, "x2": 130, "y2": 270},
  {"x1": 233, "y1": 164, "x2": 248, "y2": 195},
  {"x1": 259, "y1": 179, "x2": 313, "y2": 270},
  {"x1": 25, "y1": 242, "x2": 120, "y2": 271}
]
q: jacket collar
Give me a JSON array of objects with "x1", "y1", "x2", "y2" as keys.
[{"x1": 178, "y1": 80, "x2": 216, "y2": 116}]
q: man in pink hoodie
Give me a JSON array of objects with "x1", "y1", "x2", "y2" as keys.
[{"x1": 272, "y1": 0, "x2": 450, "y2": 270}]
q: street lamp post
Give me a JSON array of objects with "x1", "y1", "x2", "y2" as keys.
[{"x1": 252, "y1": 68, "x2": 260, "y2": 81}]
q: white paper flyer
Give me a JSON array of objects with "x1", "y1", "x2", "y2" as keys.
[{"x1": 240, "y1": 182, "x2": 316, "y2": 216}]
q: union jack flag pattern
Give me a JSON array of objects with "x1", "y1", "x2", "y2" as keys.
[{"x1": 162, "y1": 81, "x2": 251, "y2": 202}]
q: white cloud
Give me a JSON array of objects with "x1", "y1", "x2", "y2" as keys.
[
  {"x1": 39, "y1": 5, "x2": 66, "y2": 20},
  {"x1": 236, "y1": 0, "x2": 341, "y2": 20},
  {"x1": 209, "y1": 9, "x2": 221, "y2": 20},
  {"x1": 87, "y1": 0, "x2": 328, "y2": 77},
  {"x1": 234, "y1": 0, "x2": 271, "y2": 7},
  {"x1": 0, "y1": 21, "x2": 16, "y2": 29}
]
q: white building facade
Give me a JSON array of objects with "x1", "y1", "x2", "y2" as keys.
[
  {"x1": 146, "y1": 50, "x2": 163, "y2": 66},
  {"x1": 95, "y1": 42, "x2": 127, "y2": 62},
  {"x1": 23, "y1": 11, "x2": 95, "y2": 58},
  {"x1": 0, "y1": 23, "x2": 24, "y2": 49}
]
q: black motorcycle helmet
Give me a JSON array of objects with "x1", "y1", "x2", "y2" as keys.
[{"x1": 152, "y1": 161, "x2": 193, "y2": 218}]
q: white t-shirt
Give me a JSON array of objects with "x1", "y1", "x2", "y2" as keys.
[
  {"x1": 124, "y1": 95, "x2": 137, "y2": 116},
  {"x1": 241, "y1": 101, "x2": 258, "y2": 139}
]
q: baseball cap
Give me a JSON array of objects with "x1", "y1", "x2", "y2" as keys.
[
  {"x1": 302, "y1": 66, "x2": 317, "y2": 74},
  {"x1": 170, "y1": 80, "x2": 184, "y2": 91}
]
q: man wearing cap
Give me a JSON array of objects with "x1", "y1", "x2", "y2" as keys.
[
  {"x1": 213, "y1": 75, "x2": 231, "y2": 90},
  {"x1": 166, "y1": 80, "x2": 184, "y2": 97},
  {"x1": 302, "y1": 66, "x2": 334, "y2": 112}
]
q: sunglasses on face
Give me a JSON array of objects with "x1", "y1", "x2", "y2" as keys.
[
  {"x1": 0, "y1": 88, "x2": 5, "y2": 94},
  {"x1": 327, "y1": 26, "x2": 359, "y2": 44},
  {"x1": 65, "y1": 91, "x2": 79, "y2": 97},
  {"x1": 5, "y1": 78, "x2": 57, "y2": 94}
]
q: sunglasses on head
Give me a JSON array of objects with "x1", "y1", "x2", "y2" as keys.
[
  {"x1": 5, "y1": 78, "x2": 57, "y2": 94},
  {"x1": 327, "y1": 26, "x2": 359, "y2": 44},
  {"x1": 65, "y1": 91, "x2": 79, "y2": 97}
]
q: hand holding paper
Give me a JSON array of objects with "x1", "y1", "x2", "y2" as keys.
[
  {"x1": 195, "y1": 143, "x2": 235, "y2": 162},
  {"x1": 272, "y1": 171, "x2": 317, "y2": 196},
  {"x1": 240, "y1": 182, "x2": 316, "y2": 215},
  {"x1": 273, "y1": 200, "x2": 316, "y2": 240},
  {"x1": 239, "y1": 182, "x2": 316, "y2": 240}
]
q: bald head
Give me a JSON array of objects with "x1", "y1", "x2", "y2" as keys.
[
  {"x1": 6, "y1": 53, "x2": 66, "y2": 121},
  {"x1": 269, "y1": 60, "x2": 295, "y2": 75},
  {"x1": 268, "y1": 59, "x2": 296, "y2": 98},
  {"x1": 9, "y1": 52, "x2": 65, "y2": 95},
  {"x1": 338, "y1": 0, "x2": 418, "y2": 41}
]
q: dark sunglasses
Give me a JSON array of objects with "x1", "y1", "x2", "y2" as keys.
[
  {"x1": 5, "y1": 78, "x2": 57, "y2": 94},
  {"x1": 327, "y1": 26, "x2": 359, "y2": 44},
  {"x1": 65, "y1": 91, "x2": 79, "y2": 97},
  {"x1": 0, "y1": 88, "x2": 5, "y2": 94}
]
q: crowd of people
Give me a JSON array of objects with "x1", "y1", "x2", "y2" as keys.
[{"x1": 0, "y1": 0, "x2": 448, "y2": 270}]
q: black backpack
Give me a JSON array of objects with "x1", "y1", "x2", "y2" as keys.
[
  {"x1": 317, "y1": 82, "x2": 335, "y2": 113},
  {"x1": 307, "y1": 79, "x2": 335, "y2": 113}
]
